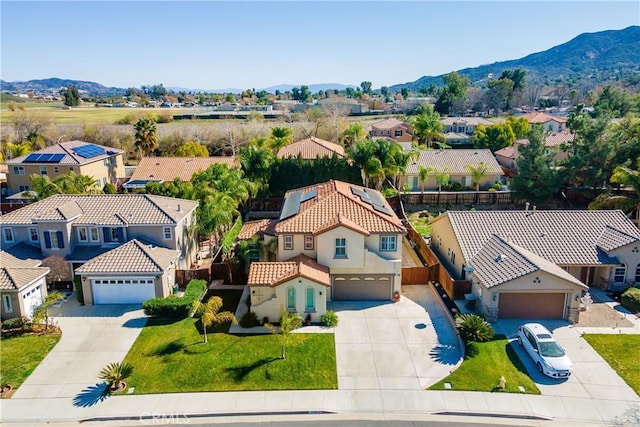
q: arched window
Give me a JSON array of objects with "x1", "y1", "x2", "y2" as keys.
[
  {"x1": 287, "y1": 287, "x2": 296, "y2": 311},
  {"x1": 614, "y1": 263, "x2": 627, "y2": 283},
  {"x1": 305, "y1": 287, "x2": 315, "y2": 312}
]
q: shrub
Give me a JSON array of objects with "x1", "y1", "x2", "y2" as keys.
[
  {"x1": 99, "y1": 361, "x2": 134, "y2": 391},
  {"x1": 1, "y1": 316, "x2": 30, "y2": 331},
  {"x1": 103, "y1": 183, "x2": 117, "y2": 194},
  {"x1": 239, "y1": 311, "x2": 260, "y2": 328},
  {"x1": 74, "y1": 277, "x2": 84, "y2": 304},
  {"x1": 621, "y1": 287, "x2": 640, "y2": 312},
  {"x1": 154, "y1": 112, "x2": 174, "y2": 123},
  {"x1": 142, "y1": 279, "x2": 207, "y2": 318},
  {"x1": 320, "y1": 310, "x2": 339, "y2": 328},
  {"x1": 455, "y1": 313, "x2": 494, "y2": 343},
  {"x1": 115, "y1": 112, "x2": 141, "y2": 125}
]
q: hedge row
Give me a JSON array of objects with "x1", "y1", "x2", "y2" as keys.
[
  {"x1": 142, "y1": 279, "x2": 207, "y2": 318},
  {"x1": 621, "y1": 287, "x2": 640, "y2": 313}
]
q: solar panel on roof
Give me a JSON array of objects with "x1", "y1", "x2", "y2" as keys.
[
  {"x1": 373, "y1": 204, "x2": 393, "y2": 216},
  {"x1": 23, "y1": 153, "x2": 43, "y2": 163},
  {"x1": 72, "y1": 144, "x2": 106, "y2": 158},
  {"x1": 300, "y1": 189, "x2": 318, "y2": 202},
  {"x1": 350, "y1": 186, "x2": 371, "y2": 203},
  {"x1": 49, "y1": 154, "x2": 65, "y2": 163},
  {"x1": 39, "y1": 154, "x2": 54, "y2": 162},
  {"x1": 280, "y1": 191, "x2": 302, "y2": 220},
  {"x1": 364, "y1": 188, "x2": 386, "y2": 207}
]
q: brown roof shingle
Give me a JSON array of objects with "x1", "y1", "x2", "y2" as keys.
[
  {"x1": 238, "y1": 219, "x2": 277, "y2": 240},
  {"x1": 247, "y1": 254, "x2": 330, "y2": 287},
  {"x1": 129, "y1": 156, "x2": 237, "y2": 182},
  {"x1": 277, "y1": 137, "x2": 345, "y2": 160}
]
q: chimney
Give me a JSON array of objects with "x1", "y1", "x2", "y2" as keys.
[{"x1": 525, "y1": 202, "x2": 530, "y2": 212}]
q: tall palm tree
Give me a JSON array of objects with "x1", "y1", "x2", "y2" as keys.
[
  {"x1": 195, "y1": 296, "x2": 237, "y2": 343},
  {"x1": 341, "y1": 123, "x2": 366, "y2": 147},
  {"x1": 197, "y1": 193, "x2": 237, "y2": 251},
  {"x1": 465, "y1": 162, "x2": 489, "y2": 202},
  {"x1": 133, "y1": 117, "x2": 158, "y2": 157},
  {"x1": 347, "y1": 139, "x2": 381, "y2": 188},
  {"x1": 610, "y1": 162, "x2": 640, "y2": 226},
  {"x1": 435, "y1": 167, "x2": 452, "y2": 193},
  {"x1": 265, "y1": 311, "x2": 303, "y2": 360},
  {"x1": 269, "y1": 127, "x2": 293, "y2": 152},
  {"x1": 418, "y1": 166, "x2": 433, "y2": 193},
  {"x1": 32, "y1": 291, "x2": 64, "y2": 331},
  {"x1": 239, "y1": 145, "x2": 274, "y2": 195},
  {"x1": 411, "y1": 104, "x2": 445, "y2": 148}
]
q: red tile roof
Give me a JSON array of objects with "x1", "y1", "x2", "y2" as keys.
[
  {"x1": 277, "y1": 137, "x2": 345, "y2": 159},
  {"x1": 247, "y1": 254, "x2": 330, "y2": 287}
]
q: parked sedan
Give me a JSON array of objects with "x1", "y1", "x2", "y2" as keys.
[{"x1": 517, "y1": 323, "x2": 573, "y2": 378}]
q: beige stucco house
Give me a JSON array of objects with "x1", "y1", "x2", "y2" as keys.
[
  {"x1": 495, "y1": 130, "x2": 573, "y2": 171},
  {"x1": 370, "y1": 118, "x2": 413, "y2": 143},
  {"x1": 276, "y1": 137, "x2": 345, "y2": 160},
  {"x1": 0, "y1": 194, "x2": 198, "y2": 305},
  {"x1": 400, "y1": 149, "x2": 504, "y2": 192},
  {"x1": 521, "y1": 112, "x2": 567, "y2": 133},
  {"x1": 242, "y1": 180, "x2": 406, "y2": 322},
  {"x1": 0, "y1": 249, "x2": 49, "y2": 320},
  {"x1": 429, "y1": 209, "x2": 640, "y2": 323},
  {"x1": 5, "y1": 141, "x2": 125, "y2": 195}
]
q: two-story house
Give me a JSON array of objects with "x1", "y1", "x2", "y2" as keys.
[
  {"x1": 521, "y1": 112, "x2": 567, "y2": 133},
  {"x1": 369, "y1": 118, "x2": 413, "y2": 143},
  {"x1": 494, "y1": 130, "x2": 574, "y2": 171},
  {"x1": 0, "y1": 248, "x2": 49, "y2": 320},
  {"x1": 5, "y1": 141, "x2": 126, "y2": 195},
  {"x1": 241, "y1": 180, "x2": 406, "y2": 322},
  {"x1": 0, "y1": 194, "x2": 198, "y2": 305},
  {"x1": 429, "y1": 209, "x2": 640, "y2": 323}
]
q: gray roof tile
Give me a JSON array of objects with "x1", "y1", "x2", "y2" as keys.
[
  {"x1": 75, "y1": 240, "x2": 178, "y2": 274},
  {"x1": 596, "y1": 225, "x2": 640, "y2": 252},
  {"x1": 406, "y1": 149, "x2": 503, "y2": 176},
  {"x1": 438, "y1": 210, "x2": 640, "y2": 266},
  {"x1": 0, "y1": 267, "x2": 49, "y2": 291},
  {"x1": 1, "y1": 243, "x2": 42, "y2": 268}
]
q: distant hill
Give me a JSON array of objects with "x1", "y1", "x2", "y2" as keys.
[
  {"x1": 0, "y1": 77, "x2": 126, "y2": 96},
  {"x1": 390, "y1": 26, "x2": 640, "y2": 91}
]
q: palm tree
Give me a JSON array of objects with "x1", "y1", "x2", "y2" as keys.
[
  {"x1": 455, "y1": 314, "x2": 494, "y2": 343},
  {"x1": 269, "y1": 126, "x2": 293, "y2": 152},
  {"x1": 435, "y1": 167, "x2": 452, "y2": 193},
  {"x1": 418, "y1": 166, "x2": 433, "y2": 193},
  {"x1": 347, "y1": 139, "x2": 381, "y2": 187},
  {"x1": 197, "y1": 193, "x2": 237, "y2": 252},
  {"x1": 341, "y1": 123, "x2": 366, "y2": 147},
  {"x1": 239, "y1": 145, "x2": 274, "y2": 195},
  {"x1": 265, "y1": 311, "x2": 303, "y2": 359},
  {"x1": 28, "y1": 174, "x2": 61, "y2": 200},
  {"x1": 411, "y1": 104, "x2": 445, "y2": 148},
  {"x1": 609, "y1": 162, "x2": 640, "y2": 226},
  {"x1": 98, "y1": 361, "x2": 134, "y2": 392},
  {"x1": 32, "y1": 291, "x2": 64, "y2": 331},
  {"x1": 195, "y1": 296, "x2": 237, "y2": 343},
  {"x1": 465, "y1": 162, "x2": 489, "y2": 202},
  {"x1": 133, "y1": 117, "x2": 158, "y2": 157}
]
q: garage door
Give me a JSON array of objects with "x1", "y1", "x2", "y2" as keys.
[
  {"x1": 498, "y1": 292, "x2": 566, "y2": 319},
  {"x1": 23, "y1": 285, "x2": 44, "y2": 318},
  {"x1": 332, "y1": 275, "x2": 393, "y2": 300},
  {"x1": 91, "y1": 279, "x2": 156, "y2": 304}
]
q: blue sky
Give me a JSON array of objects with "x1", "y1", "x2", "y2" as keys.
[{"x1": 1, "y1": 1, "x2": 639, "y2": 90}]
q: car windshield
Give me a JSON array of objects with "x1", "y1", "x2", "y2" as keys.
[{"x1": 539, "y1": 341, "x2": 565, "y2": 357}]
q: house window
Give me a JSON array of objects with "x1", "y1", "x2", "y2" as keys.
[
  {"x1": 304, "y1": 235, "x2": 314, "y2": 250},
  {"x1": 287, "y1": 287, "x2": 296, "y2": 312},
  {"x1": 89, "y1": 227, "x2": 99, "y2": 242},
  {"x1": 380, "y1": 235, "x2": 397, "y2": 252},
  {"x1": 110, "y1": 228, "x2": 119, "y2": 241},
  {"x1": 3, "y1": 228, "x2": 14, "y2": 243},
  {"x1": 409, "y1": 176, "x2": 419, "y2": 191},
  {"x1": 305, "y1": 287, "x2": 315, "y2": 312},
  {"x1": 614, "y1": 264, "x2": 627, "y2": 283},
  {"x1": 78, "y1": 227, "x2": 88, "y2": 242},
  {"x1": 451, "y1": 252, "x2": 456, "y2": 264},
  {"x1": 163, "y1": 227, "x2": 173, "y2": 240},
  {"x1": 395, "y1": 129, "x2": 403, "y2": 137},
  {"x1": 12, "y1": 166, "x2": 25, "y2": 175},
  {"x1": 461, "y1": 176, "x2": 469, "y2": 186},
  {"x1": 49, "y1": 231, "x2": 61, "y2": 249},
  {"x1": 102, "y1": 177, "x2": 107, "y2": 186},
  {"x1": 54, "y1": 166, "x2": 59, "y2": 173},
  {"x1": 283, "y1": 235, "x2": 293, "y2": 250},
  {"x1": 19, "y1": 185, "x2": 31, "y2": 192},
  {"x1": 3, "y1": 295, "x2": 12, "y2": 313},
  {"x1": 335, "y1": 238, "x2": 347, "y2": 258},
  {"x1": 635, "y1": 264, "x2": 640, "y2": 283},
  {"x1": 29, "y1": 227, "x2": 39, "y2": 242},
  {"x1": 40, "y1": 166, "x2": 48, "y2": 175}
]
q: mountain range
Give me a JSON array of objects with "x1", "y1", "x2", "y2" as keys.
[{"x1": 1, "y1": 26, "x2": 638, "y2": 96}]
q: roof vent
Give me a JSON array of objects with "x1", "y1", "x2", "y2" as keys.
[
  {"x1": 177, "y1": 204, "x2": 182, "y2": 212},
  {"x1": 525, "y1": 202, "x2": 530, "y2": 212},
  {"x1": 495, "y1": 254, "x2": 507, "y2": 263},
  {"x1": 532, "y1": 205, "x2": 537, "y2": 213}
]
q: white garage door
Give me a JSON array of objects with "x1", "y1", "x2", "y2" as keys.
[
  {"x1": 23, "y1": 284, "x2": 44, "y2": 318},
  {"x1": 332, "y1": 275, "x2": 393, "y2": 300},
  {"x1": 91, "y1": 278, "x2": 156, "y2": 304}
]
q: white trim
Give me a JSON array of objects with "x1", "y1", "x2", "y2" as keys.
[
  {"x1": 163, "y1": 227, "x2": 173, "y2": 240},
  {"x1": 89, "y1": 227, "x2": 100, "y2": 242},
  {"x1": 78, "y1": 226, "x2": 88, "y2": 242},
  {"x1": 283, "y1": 235, "x2": 294, "y2": 250},
  {"x1": 29, "y1": 227, "x2": 39, "y2": 242},
  {"x1": 3, "y1": 227, "x2": 14, "y2": 243}
]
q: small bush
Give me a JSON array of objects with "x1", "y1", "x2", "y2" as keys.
[
  {"x1": 1, "y1": 316, "x2": 30, "y2": 331},
  {"x1": 74, "y1": 277, "x2": 84, "y2": 304},
  {"x1": 320, "y1": 310, "x2": 339, "y2": 328},
  {"x1": 621, "y1": 287, "x2": 640, "y2": 312},
  {"x1": 239, "y1": 311, "x2": 260, "y2": 328},
  {"x1": 455, "y1": 313, "x2": 494, "y2": 343},
  {"x1": 154, "y1": 112, "x2": 174, "y2": 123},
  {"x1": 142, "y1": 279, "x2": 207, "y2": 318},
  {"x1": 115, "y1": 112, "x2": 141, "y2": 125}
]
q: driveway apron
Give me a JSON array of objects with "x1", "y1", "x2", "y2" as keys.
[{"x1": 331, "y1": 284, "x2": 462, "y2": 390}]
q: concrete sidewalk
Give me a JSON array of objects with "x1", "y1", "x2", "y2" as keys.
[{"x1": 2, "y1": 387, "x2": 639, "y2": 426}]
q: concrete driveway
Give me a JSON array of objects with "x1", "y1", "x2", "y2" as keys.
[
  {"x1": 495, "y1": 319, "x2": 639, "y2": 406},
  {"x1": 11, "y1": 296, "x2": 147, "y2": 400},
  {"x1": 331, "y1": 285, "x2": 462, "y2": 391}
]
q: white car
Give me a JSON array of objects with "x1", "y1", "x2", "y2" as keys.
[{"x1": 517, "y1": 323, "x2": 573, "y2": 378}]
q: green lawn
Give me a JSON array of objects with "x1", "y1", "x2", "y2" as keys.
[
  {"x1": 0, "y1": 106, "x2": 193, "y2": 125},
  {"x1": 583, "y1": 334, "x2": 640, "y2": 396},
  {"x1": 429, "y1": 336, "x2": 541, "y2": 394},
  {"x1": 408, "y1": 215, "x2": 432, "y2": 237},
  {"x1": 0, "y1": 333, "x2": 61, "y2": 396},
  {"x1": 123, "y1": 316, "x2": 337, "y2": 394}
]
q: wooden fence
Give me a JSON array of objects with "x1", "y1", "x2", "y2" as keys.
[
  {"x1": 402, "y1": 191, "x2": 513, "y2": 206},
  {"x1": 176, "y1": 267, "x2": 210, "y2": 287},
  {"x1": 401, "y1": 265, "x2": 438, "y2": 285}
]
